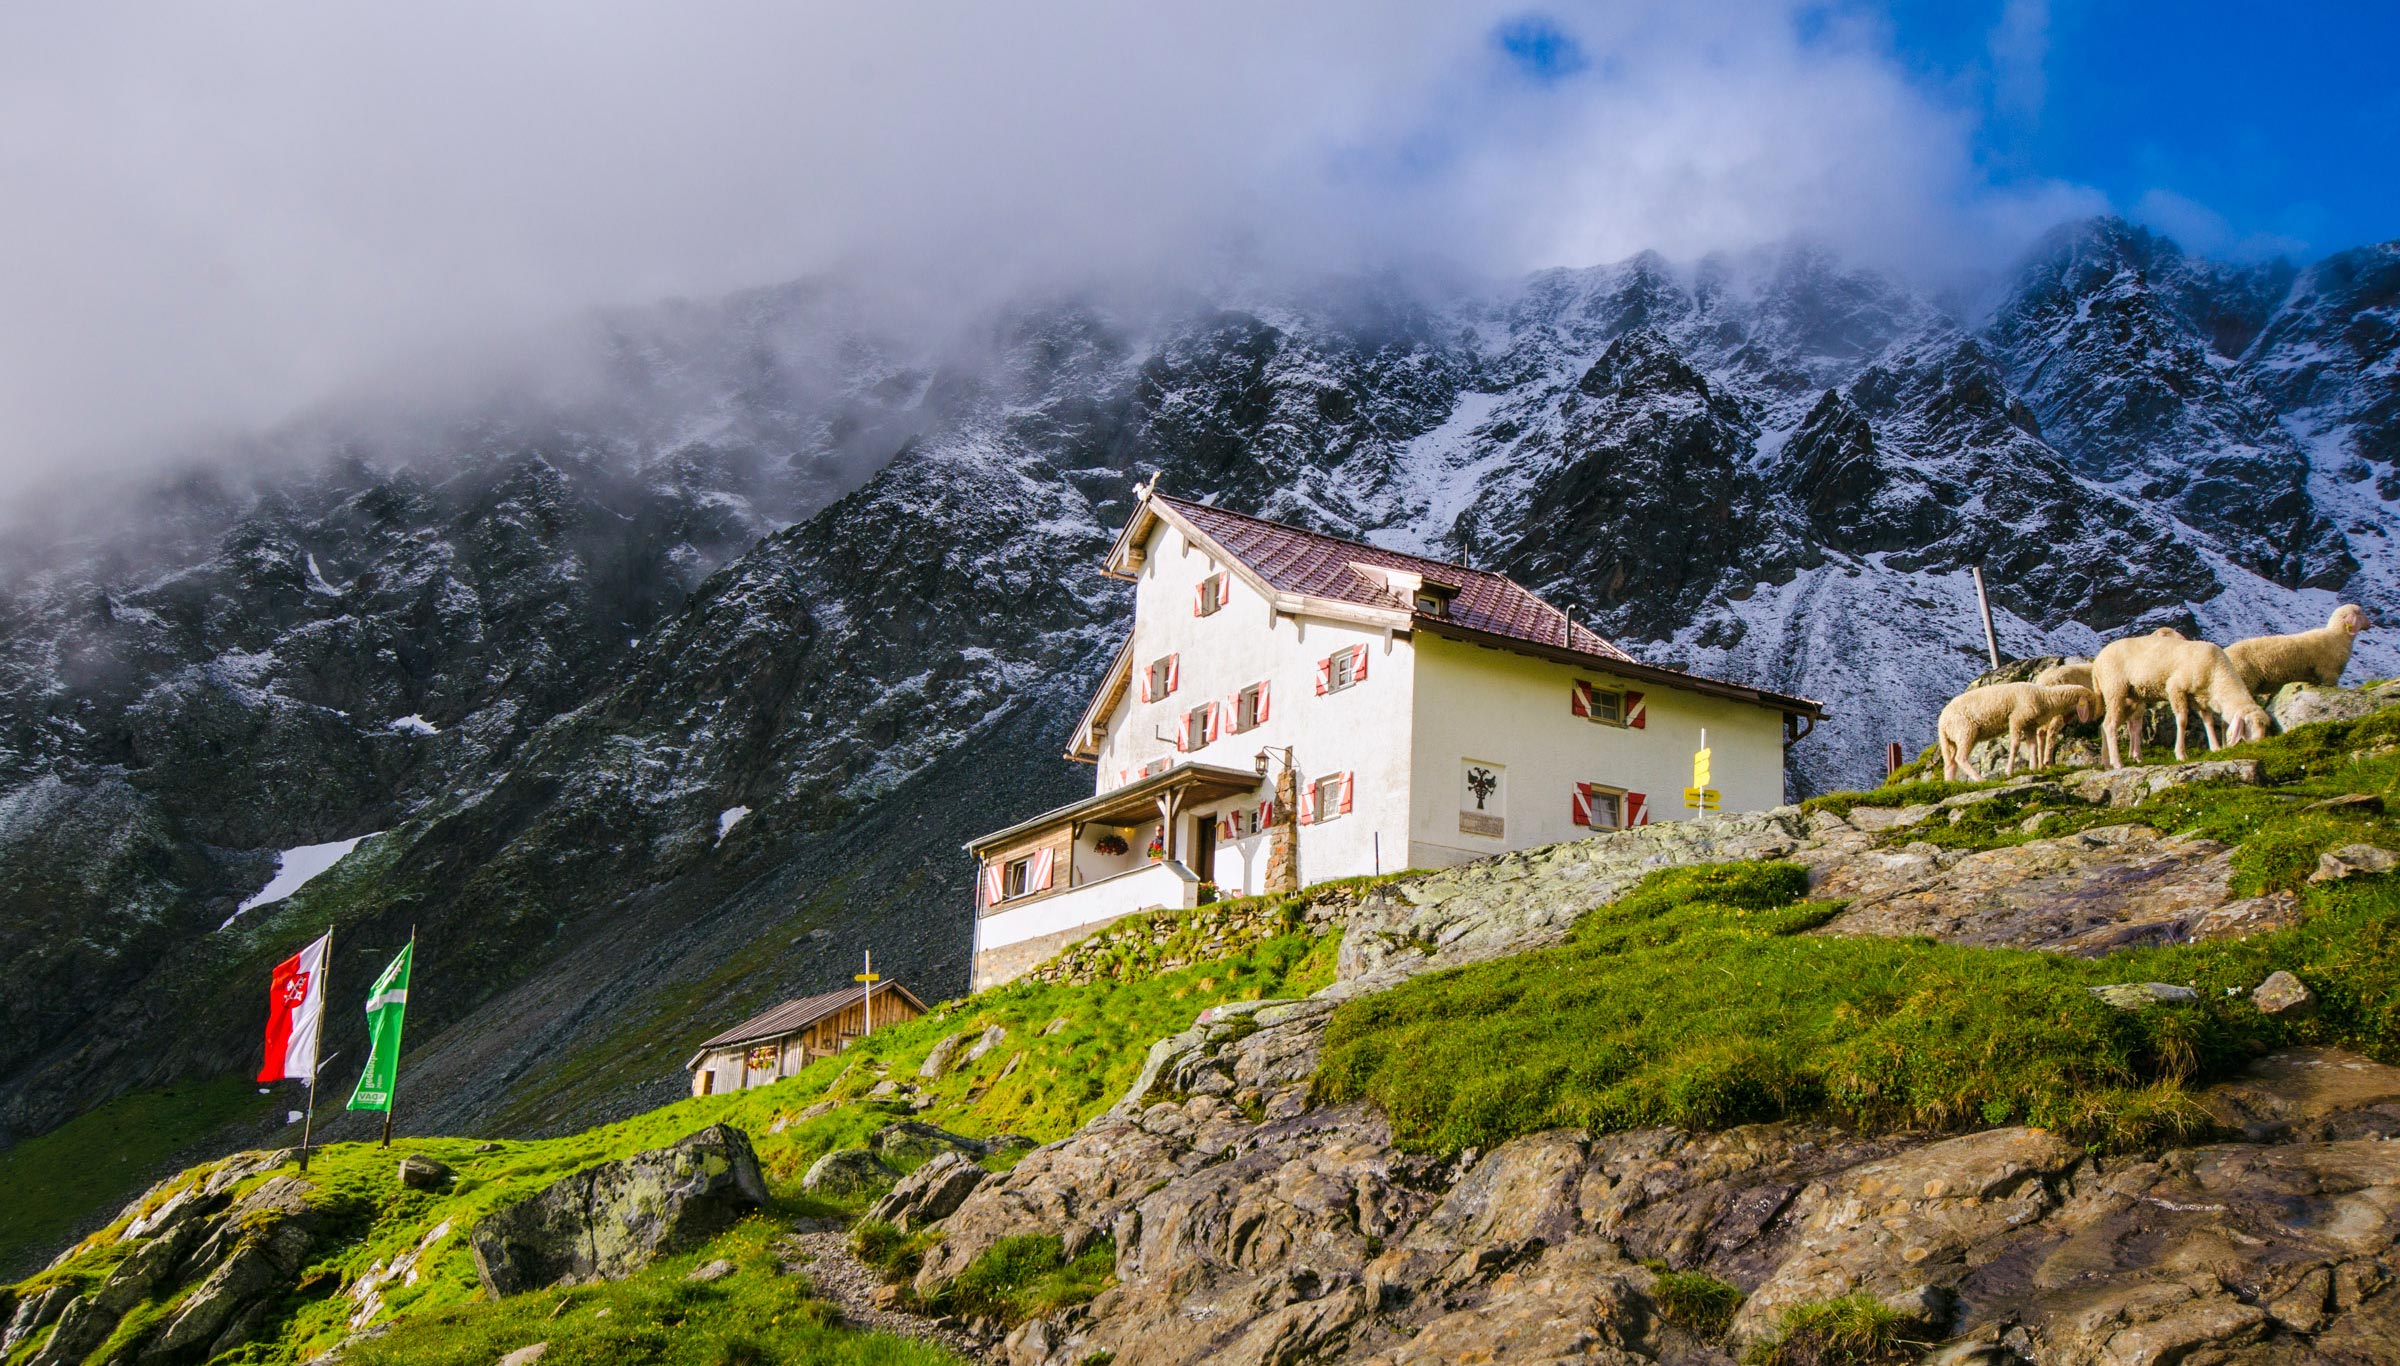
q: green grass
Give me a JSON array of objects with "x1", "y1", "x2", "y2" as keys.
[
  {"x1": 1649, "y1": 1268, "x2": 1743, "y2": 1339},
  {"x1": 341, "y1": 1213, "x2": 957, "y2": 1366},
  {"x1": 919, "y1": 1234, "x2": 1114, "y2": 1326},
  {"x1": 0, "y1": 1077, "x2": 268, "y2": 1276},
  {"x1": 1317, "y1": 862, "x2": 2232, "y2": 1153},
  {"x1": 1742, "y1": 1294, "x2": 1927, "y2": 1365},
  {"x1": 9, "y1": 924, "x2": 1340, "y2": 1364},
  {"x1": 1319, "y1": 707, "x2": 2400, "y2": 1159}
]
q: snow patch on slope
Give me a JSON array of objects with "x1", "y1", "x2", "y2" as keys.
[{"x1": 223, "y1": 834, "x2": 382, "y2": 928}]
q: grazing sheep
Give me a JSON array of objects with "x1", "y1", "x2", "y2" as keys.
[
  {"x1": 2091, "y1": 634, "x2": 2270, "y2": 768},
  {"x1": 1936, "y1": 682, "x2": 2098, "y2": 781},
  {"x1": 2225, "y1": 604, "x2": 2372, "y2": 693}
]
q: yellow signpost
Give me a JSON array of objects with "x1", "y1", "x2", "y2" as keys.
[
  {"x1": 855, "y1": 950, "x2": 882, "y2": 1038},
  {"x1": 1686, "y1": 732, "x2": 1720, "y2": 811}
]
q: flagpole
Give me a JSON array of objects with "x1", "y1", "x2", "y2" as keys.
[
  {"x1": 381, "y1": 925, "x2": 413, "y2": 1148},
  {"x1": 299, "y1": 922, "x2": 332, "y2": 1172}
]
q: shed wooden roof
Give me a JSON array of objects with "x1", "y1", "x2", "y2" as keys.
[{"x1": 685, "y1": 981, "x2": 928, "y2": 1067}]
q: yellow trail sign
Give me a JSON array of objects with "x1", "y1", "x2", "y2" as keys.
[
  {"x1": 1683, "y1": 786, "x2": 1721, "y2": 811},
  {"x1": 855, "y1": 973, "x2": 880, "y2": 983},
  {"x1": 1692, "y1": 745, "x2": 1713, "y2": 789}
]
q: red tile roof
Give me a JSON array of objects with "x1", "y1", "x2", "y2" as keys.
[
  {"x1": 1159, "y1": 493, "x2": 1636, "y2": 659},
  {"x1": 1150, "y1": 493, "x2": 1821, "y2": 717}
]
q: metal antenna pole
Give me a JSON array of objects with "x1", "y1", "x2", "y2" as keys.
[{"x1": 1972, "y1": 567, "x2": 2002, "y2": 671}]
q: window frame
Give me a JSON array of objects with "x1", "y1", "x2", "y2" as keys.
[
  {"x1": 1312, "y1": 774, "x2": 1347, "y2": 821},
  {"x1": 1147, "y1": 653, "x2": 1178, "y2": 701},
  {"x1": 1575, "y1": 781, "x2": 1628, "y2": 830},
  {"x1": 1002, "y1": 856, "x2": 1033, "y2": 898},
  {"x1": 1584, "y1": 685, "x2": 1625, "y2": 725},
  {"x1": 1328, "y1": 649, "x2": 1361, "y2": 692},
  {"x1": 1235, "y1": 681, "x2": 1267, "y2": 733}
]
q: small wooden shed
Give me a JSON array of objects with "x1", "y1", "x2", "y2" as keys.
[{"x1": 684, "y1": 981, "x2": 927, "y2": 1096}]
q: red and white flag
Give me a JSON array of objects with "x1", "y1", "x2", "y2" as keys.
[{"x1": 258, "y1": 933, "x2": 331, "y2": 1083}]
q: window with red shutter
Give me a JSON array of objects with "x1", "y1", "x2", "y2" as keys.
[{"x1": 1234, "y1": 680, "x2": 1269, "y2": 732}]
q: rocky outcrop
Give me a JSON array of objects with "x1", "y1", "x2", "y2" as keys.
[
  {"x1": 865, "y1": 1152, "x2": 988, "y2": 1231},
  {"x1": 1809, "y1": 824, "x2": 2296, "y2": 954},
  {"x1": 469, "y1": 1124, "x2": 767, "y2": 1297},
  {"x1": 933, "y1": 978, "x2": 2400, "y2": 1366},
  {"x1": 14, "y1": 1150, "x2": 318, "y2": 1366}
]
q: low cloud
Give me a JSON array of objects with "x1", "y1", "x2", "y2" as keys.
[{"x1": 0, "y1": 2, "x2": 2110, "y2": 499}]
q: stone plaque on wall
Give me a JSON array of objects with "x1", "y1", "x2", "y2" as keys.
[{"x1": 1460, "y1": 759, "x2": 1505, "y2": 838}]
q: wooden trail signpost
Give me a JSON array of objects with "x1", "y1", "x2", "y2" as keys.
[
  {"x1": 1684, "y1": 730, "x2": 1720, "y2": 813},
  {"x1": 856, "y1": 951, "x2": 881, "y2": 1039}
]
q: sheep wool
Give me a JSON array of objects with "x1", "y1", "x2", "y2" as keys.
[
  {"x1": 2225, "y1": 604, "x2": 2371, "y2": 694},
  {"x1": 2091, "y1": 634, "x2": 2269, "y2": 768},
  {"x1": 1936, "y1": 682, "x2": 2097, "y2": 781},
  {"x1": 2033, "y1": 660, "x2": 2093, "y2": 690}
]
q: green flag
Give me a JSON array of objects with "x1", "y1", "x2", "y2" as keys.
[{"x1": 346, "y1": 940, "x2": 412, "y2": 1113}]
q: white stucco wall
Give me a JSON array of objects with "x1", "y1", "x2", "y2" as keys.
[
  {"x1": 1091, "y1": 520, "x2": 1415, "y2": 894},
  {"x1": 1407, "y1": 634, "x2": 1788, "y2": 868}
]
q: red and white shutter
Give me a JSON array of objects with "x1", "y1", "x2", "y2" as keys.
[
  {"x1": 1625, "y1": 690, "x2": 1646, "y2": 728},
  {"x1": 1116, "y1": 768, "x2": 1129, "y2": 788},
  {"x1": 1217, "y1": 811, "x2": 1238, "y2": 840},
  {"x1": 1176, "y1": 711, "x2": 1194, "y2": 752},
  {"x1": 1028, "y1": 847, "x2": 1055, "y2": 892},
  {"x1": 1571, "y1": 782, "x2": 1593, "y2": 827},
  {"x1": 1314, "y1": 656, "x2": 1333, "y2": 695},
  {"x1": 1337, "y1": 772, "x2": 1355, "y2": 815},
  {"x1": 1207, "y1": 700, "x2": 1227, "y2": 743},
  {"x1": 1298, "y1": 783, "x2": 1317, "y2": 825},
  {"x1": 1254, "y1": 679, "x2": 1271, "y2": 723},
  {"x1": 1570, "y1": 680, "x2": 1592, "y2": 717},
  {"x1": 1193, "y1": 579, "x2": 1207, "y2": 615},
  {"x1": 981, "y1": 864, "x2": 1005, "y2": 905},
  {"x1": 1166, "y1": 654, "x2": 1180, "y2": 693},
  {"x1": 1256, "y1": 798, "x2": 1274, "y2": 828},
  {"x1": 1348, "y1": 644, "x2": 1369, "y2": 682},
  {"x1": 1626, "y1": 792, "x2": 1649, "y2": 826},
  {"x1": 1137, "y1": 667, "x2": 1153, "y2": 703}
]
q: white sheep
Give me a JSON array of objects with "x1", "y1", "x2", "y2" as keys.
[
  {"x1": 1936, "y1": 682, "x2": 2097, "y2": 781},
  {"x1": 2225, "y1": 604, "x2": 2372, "y2": 693},
  {"x1": 2091, "y1": 634, "x2": 2270, "y2": 768},
  {"x1": 2033, "y1": 659, "x2": 2092, "y2": 689}
]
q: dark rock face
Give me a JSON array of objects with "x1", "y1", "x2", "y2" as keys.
[{"x1": 470, "y1": 1124, "x2": 768, "y2": 1298}]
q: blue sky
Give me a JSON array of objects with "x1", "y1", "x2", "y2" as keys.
[{"x1": 1879, "y1": 1, "x2": 2399, "y2": 257}]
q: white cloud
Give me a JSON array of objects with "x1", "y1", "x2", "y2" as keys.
[
  {"x1": 0, "y1": 1, "x2": 2109, "y2": 498},
  {"x1": 2132, "y1": 188, "x2": 2308, "y2": 262}
]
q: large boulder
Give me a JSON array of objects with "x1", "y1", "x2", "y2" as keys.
[
  {"x1": 873, "y1": 1121, "x2": 990, "y2": 1165},
  {"x1": 470, "y1": 1124, "x2": 768, "y2": 1297},
  {"x1": 866, "y1": 1152, "x2": 988, "y2": 1231},
  {"x1": 2270, "y1": 681, "x2": 2396, "y2": 732},
  {"x1": 801, "y1": 1148, "x2": 900, "y2": 1200}
]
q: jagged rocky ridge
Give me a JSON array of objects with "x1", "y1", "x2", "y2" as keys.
[{"x1": 3, "y1": 217, "x2": 2398, "y2": 1222}]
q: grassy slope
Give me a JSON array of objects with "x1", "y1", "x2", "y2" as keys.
[
  {"x1": 1320, "y1": 706, "x2": 2400, "y2": 1155},
  {"x1": 0, "y1": 1078, "x2": 271, "y2": 1277},
  {"x1": 5, "y1": 921, "x2": 1337, "y2": 1366}
]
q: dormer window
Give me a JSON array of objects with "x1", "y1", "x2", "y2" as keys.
[{"x1": 1413, "y1": 589, "x2": 1449, "y2": 616}]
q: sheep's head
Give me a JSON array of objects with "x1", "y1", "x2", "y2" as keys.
[
  {"x1": 2331, "y1": 603, "x2": 2370, "y2": 636},
  {"x1": 2073, "y1": 689, "x2": 2097, "y2": 724},
  {"x1": 2151, "y1": 626, "x2": 2188, "y2": 638},
  {"x1": 2225, "y1": 703, "x2": 2271, "y2": 746}
]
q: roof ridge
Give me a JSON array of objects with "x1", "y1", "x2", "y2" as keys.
[{"x1": 1153, "y1": 491, "x2": 1499, "y2": 582}]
